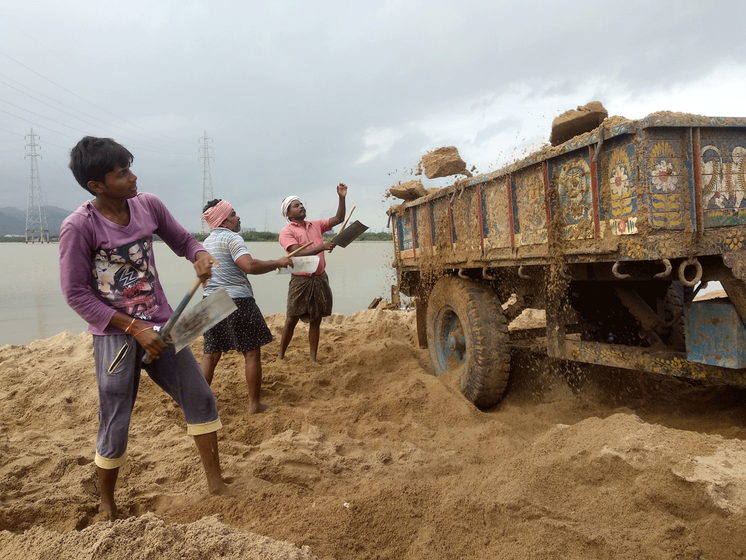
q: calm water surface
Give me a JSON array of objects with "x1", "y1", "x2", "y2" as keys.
[{"x1": 0, "y1": 241, "x2": 397, "y2": 346}]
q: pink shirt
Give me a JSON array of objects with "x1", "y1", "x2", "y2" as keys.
[{"x1": 279, "y1": 218, "x2": 331, "y2": 276}]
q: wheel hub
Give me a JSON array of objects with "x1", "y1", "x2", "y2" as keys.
[{"x1": 437, "y1": 310, "x2": 466, "y2": 367}]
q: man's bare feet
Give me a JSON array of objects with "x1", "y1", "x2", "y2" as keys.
[
  {"x1": 248, "y1": 402, "x2": 271, "y2": 415},
  {"x1": 208, "y1": 480, "x2": 230, "y2": 496},
  {"x1": 95, "y1": 505, "x2": 118, "y2": 522}
]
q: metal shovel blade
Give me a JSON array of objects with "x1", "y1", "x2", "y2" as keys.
[
  {"x1": 169, "y1": 288, "x2": 237, "y2": 353},
  {"x1": 332, "y1": 220, "x2": 368, "y2": 248}
]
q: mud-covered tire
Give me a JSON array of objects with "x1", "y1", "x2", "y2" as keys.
[{"x1": 426, "y1": 276, "x2": 511, "y2": 409}]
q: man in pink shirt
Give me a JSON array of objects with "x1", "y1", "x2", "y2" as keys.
[{"x1": 278, "y1": 184, "x2": 347, "y2": 362}]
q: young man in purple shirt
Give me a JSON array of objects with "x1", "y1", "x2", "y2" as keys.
[{"x1": 59, "y1": 136, "x2": 228, "y2": 519}]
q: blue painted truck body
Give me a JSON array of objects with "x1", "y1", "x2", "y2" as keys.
[{"x1": 389, "y1": 113, "x2": 746, "y2": 406}]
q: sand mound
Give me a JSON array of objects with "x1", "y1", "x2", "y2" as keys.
[
  {"x1": 0, "y1": 512, "x2": 318, "y2": 559},
  {"x1": 3, "y1": 310, "x2": 746, "y2": 559}
]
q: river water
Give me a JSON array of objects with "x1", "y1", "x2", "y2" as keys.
[{"x1": 0, "y1": 241, "x2": 397, "y2": 346}]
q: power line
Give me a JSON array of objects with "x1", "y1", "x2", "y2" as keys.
[
  {"x1": 0, "y1": 74, "x2": 162, "y2": 143},
  {"x1": 0, "y1": 72, "x2": 194, "y2": 150},
  {"x1": 0, "y1": 48, "x2": 176, "y2": 141},
  {"x1": 0, "y1": 16, "x2": 70, "y2": 66},
  {"x1": 0, "y1": 126, "x2": 24, "y2": 137},
  {"x1": 0, "y1": 103, "x2": 194, "y2": 156},
  {"x1": 0, "y1": 106, "x2": 79, "y2": 140},
  {"x1": 0, "y1": 97, "x2": 92, "y2": 136}
]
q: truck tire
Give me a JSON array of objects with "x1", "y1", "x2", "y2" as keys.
[{"x1": 426, "y1": 276, "x2": 511, "y2": 409}]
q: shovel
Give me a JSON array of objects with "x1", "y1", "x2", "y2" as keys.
[
  {"x1": 332, "y1": 220, "x2": 368, "y2": 248},
  {"x1": 168, "y1": 287, "x2": 237, "y2": 353},
  {"x1": 143, "y1": 277, "x2": 203, "y2": 364},
  {"x1": 330, "y1": 206, "x2": 368, "y2": 248},
  {"x1": 143, "y1": 278, "x2": 237, "y2": 362}
]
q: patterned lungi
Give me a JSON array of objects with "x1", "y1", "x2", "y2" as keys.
[
  {"x1": 203, "y1": 297, "x2": 273, "y2": 353},
  {"x1": 286, "y1": 271, "x2": 333, "y2": 323}
]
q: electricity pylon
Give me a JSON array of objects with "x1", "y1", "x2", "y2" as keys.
[
  {"x1": 25, "y1": 129, "x2": 49, "y2": 243},
  {"x1": 199, "y1": 132, "x2": 214, "y2": 233}
]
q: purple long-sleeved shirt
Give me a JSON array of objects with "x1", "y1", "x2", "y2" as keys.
[{"x1": 59, "y1": 192, "x2": 205, "y2": 335}]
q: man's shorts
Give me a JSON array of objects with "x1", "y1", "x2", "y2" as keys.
[
  {"x1": 93, "y1": 334, "x2": 221, "y2": 469},
  {"x1": 203, "y1": 297, "x2": 273, "y2": 354}
]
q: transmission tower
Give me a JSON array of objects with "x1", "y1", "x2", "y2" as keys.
[
  {"x1": 25, "y1": 129, "x2": 49, "y2": 244},
  {"x1": 264, "y1": 206, "x2": 269, "y2": 232},
  {"x1": 199, "y1": 131, "x2": 214, "y2": 233}
]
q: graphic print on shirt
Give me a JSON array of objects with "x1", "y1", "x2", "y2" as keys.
[{"x1": 91, "y1": 237, "x2": 159, "y2": 319}]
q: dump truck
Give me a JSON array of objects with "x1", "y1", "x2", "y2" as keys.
[{"x1": 388, "y1": 111, "x2": 746, "y2": 408}]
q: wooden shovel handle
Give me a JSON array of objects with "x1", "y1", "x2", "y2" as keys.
[
  {"x1": 286, "y1": 241, "x2": 313, "y2": 257},
  {"x1": 338, "y1": 206, "x2": 356, "y2": 234}
]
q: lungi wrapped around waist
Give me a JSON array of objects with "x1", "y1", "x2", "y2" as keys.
[{"x1": 286, "y1": 271, "x2": 332, "y2": 323}]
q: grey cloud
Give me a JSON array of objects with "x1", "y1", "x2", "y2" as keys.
[{"x1": 2, "y1": 0, "x2": 746, "y2": 234}]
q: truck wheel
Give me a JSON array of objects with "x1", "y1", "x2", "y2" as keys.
[{"x1": 426, "y1": 276, "x2": 511, "y2": 409}]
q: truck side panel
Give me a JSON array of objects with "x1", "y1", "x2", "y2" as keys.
[
  {"x1": 701, "y1": 128, "x2": 746, "y2": 227},
  {"x1": 513, "y1": 165, "x2": 548, "y2": 247},
  {"x1": 603, "y1": 135, "x2": 639, "y2": 236},
  {"x1": 640, "y1": 128, "x2": 691, "y2": 230},
  {"x1": 481, "y1": 176, "x2": 512, "y2": 251},
  {"x1": 392, "y1": 117, "x2": 746, "y2": 269},
  {"x1": 546, "y1": 148, "x2": 601, "y2": 241}
]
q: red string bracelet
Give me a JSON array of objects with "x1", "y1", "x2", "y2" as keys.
[
  {"x1": 133, "y1": 326, "x2": 154, "y2": 337},
  {"x1": 125, "y1": 317, "x2": 137, "y2": 334}
]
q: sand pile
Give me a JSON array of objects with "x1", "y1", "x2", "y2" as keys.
[{"x1": 3, "y1": 310, "x2": 746, "y2": 559}]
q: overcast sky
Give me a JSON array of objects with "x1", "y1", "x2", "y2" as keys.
[{"x1": 2, "y1": 1, "x2": 746, "y2": 234}]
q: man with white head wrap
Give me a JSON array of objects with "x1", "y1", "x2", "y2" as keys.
[
  {"x1": 280, "y1": 196, "x2": 301, "y2": 223},
  {"x1": 278, "y1": 183, "x2": 347, "y2": 362},
  {"x1": 200, "y1": 199, "x2": 293, "y2": 414}
]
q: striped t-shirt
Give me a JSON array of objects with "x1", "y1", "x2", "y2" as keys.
[{"x1": 202, "y1": 228, "x2": 254, "y2": 299}]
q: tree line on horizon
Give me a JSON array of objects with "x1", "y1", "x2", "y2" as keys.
[
  {"x1": 1, "y1": 229, "x2": 393, "y2": 244},
  {"x1": 192, "y1": 230, "x2": 393, "y2": 243}
]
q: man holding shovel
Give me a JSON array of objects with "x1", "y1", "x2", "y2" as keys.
[
  {"x1": 59, "y1": 136, "x2": 228, "y2": 520},
  {"x1": 199, "y1": 199, "x2": 293, "y2": 414},
  {"x1": 278, "y1": 183, "x2": 347, "y2": 362}
]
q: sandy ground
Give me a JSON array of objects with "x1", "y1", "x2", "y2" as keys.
[{"x1": 3, "y1": 308, "x2": 746, "y2": 559}]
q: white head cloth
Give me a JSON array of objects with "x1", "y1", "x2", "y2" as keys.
[{"x1": 280, "y1": 195, "x2": 300, "y2": 222}]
